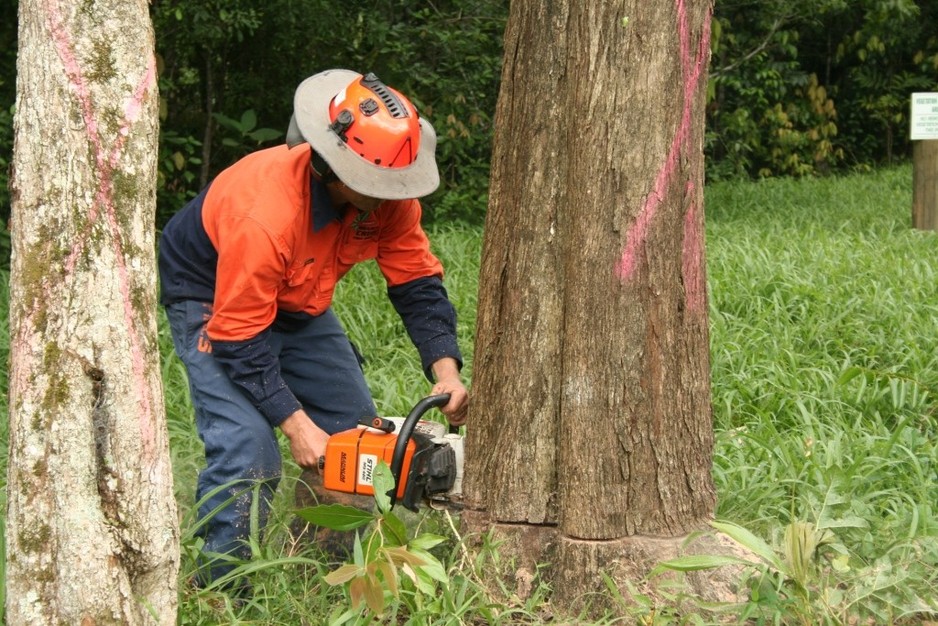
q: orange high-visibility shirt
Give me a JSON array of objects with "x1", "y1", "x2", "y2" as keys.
[{"x1": 191, "y1": 143, "x2": 443, "y2": 342}]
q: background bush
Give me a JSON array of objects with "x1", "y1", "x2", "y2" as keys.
[{"x1": 1, "y1": 0, "x2": 938, "y2": 266}]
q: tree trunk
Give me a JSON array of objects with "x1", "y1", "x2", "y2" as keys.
[
  {"x1": 6, "y1": 1, "x2": 179, "y2": 624},
  {"x1": 464, "y1": 0, "x2": 719, "y2": 610}
]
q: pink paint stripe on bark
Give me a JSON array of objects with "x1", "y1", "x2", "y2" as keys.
[
  {"x1": 46, "y1": 0, "x2": 107, "y2": 232},
  {"x1": 616, "y1": 0, "x2": 711, "y2": 282},
  {"x1": 616, "y1": 125, "x2": 683, "y2": 280},
  {"x1": 107, "y1": 59, "x2": 160, "y2": 456},
  {"x1": 45, "y1": 0, "x2": 100, "y2": 152},
  {"x1": 45, "y1": 0, "x2": 158, "y2": 458},
  {"x1": 48, "y1": 0, "x2": 114, "y2": 278}
]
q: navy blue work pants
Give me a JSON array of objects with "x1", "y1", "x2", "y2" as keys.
[{"x1": 165, "y1": 301, "x2": 375, "y2": 582}]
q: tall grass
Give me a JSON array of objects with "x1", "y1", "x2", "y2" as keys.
[
  {"x1": 707, "y1": 167, "x2": 938, "y2": 623},
  {"x1": 1, "y1": 166, "x2": 936, "y2": 623}
]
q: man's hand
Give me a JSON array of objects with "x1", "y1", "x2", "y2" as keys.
[
  {"x1": 280, "y1": 410, "x2": 330, "y2": 470},
  {"x1": 430, "y1": 357, "x2": 469, "y2": 427}
]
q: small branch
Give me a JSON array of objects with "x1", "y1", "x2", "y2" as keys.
[{"x1": 711, "y1": 16, "x2": 787, "y2": 79}]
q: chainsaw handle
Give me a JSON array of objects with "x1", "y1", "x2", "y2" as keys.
[{"x1": 388, "y1": 393, "x2": 451, "y2": 506}]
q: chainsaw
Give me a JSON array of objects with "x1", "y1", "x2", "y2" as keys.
[{"x1": 320, "y1": 394, "x2": 464, "y2": 511}]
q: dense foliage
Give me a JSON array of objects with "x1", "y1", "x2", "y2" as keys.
[
  {"x1": 708, "y1": 0, "x2": 938, "y2": 179},
  {"x1": 149, "y1": 0, "x2": 504, "y2": 227},
  {"x1": 1, "y1": 0, "x2": 937, "y2": 249}
]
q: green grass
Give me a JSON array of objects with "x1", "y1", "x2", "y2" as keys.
[
  {"x1": 706, "y1": 167, "x2": 938, "y2": 623},
  {"x1": 2, "y1": 166, "x2": 937, "y2": 623}
]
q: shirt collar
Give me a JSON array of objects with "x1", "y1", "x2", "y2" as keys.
[{"x1": 311, "y1": 175, "x2": 344, "y2": 232}]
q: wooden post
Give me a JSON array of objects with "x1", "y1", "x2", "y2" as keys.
[{"x1": 912, "y1": 140, "x2": 938, "y2": 231}]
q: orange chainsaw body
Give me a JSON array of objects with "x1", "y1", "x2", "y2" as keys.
[
  {"x1": 321, "y1": 396, "x2": 462, "y2": 511},
  {"x1": 322, "y1": 427, "x2": 416, "y2": 499}
]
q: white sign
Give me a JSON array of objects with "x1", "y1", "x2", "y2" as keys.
[{"x1": 911, "y1": 92, "x2": 938, "y2": 140}]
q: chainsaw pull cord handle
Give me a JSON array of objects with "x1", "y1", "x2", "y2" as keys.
[{"x1": 388, "y1": 393, "x2": 451, "y2": 506}]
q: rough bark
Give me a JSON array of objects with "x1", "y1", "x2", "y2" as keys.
[
  {"x1": 464, "y1": 0, "x2": 720, "y2": 609},
  {"x1": 6, "y1": 1, "x2": 179, "y2": 623}
]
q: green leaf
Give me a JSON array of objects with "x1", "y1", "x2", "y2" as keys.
[
  {"x1": 410, "y1": 548, "x2": 448, "y2": 583},
  {"x1": 837, "y1": 366, "x2": 865, "y2": 386},
  {"x1": 240, "y1": 109, "x2": 257, "y2": 131},
  {"x1": 249, "y1": 128, "x2": 283, "y2": 143},
  {"x1": 373, "y1": 462, "x2": 395, "y2": 513},
  {"x1": 710, "y1": 520, "x2": 785, "y2": 572},
  {"x1": 327, "y1": 606, "x2": 361, "y2": 626},
  {"x1": 831, "y1": 554, "x2": 851, "y2": 573},
  {"x1": 409, "y1": 533, "x2": 446, "y2": 551},
  {"x1": 819, "y1": 478, "x2": 849, "y2": 508},
  {"x1": 295, "y1": 504, "x2": 374, "y2": 531},
  {"x1": 410, "y1": 565, "x2": 439, "y2": 595},
  {"x1": 381, "y1": 511, "x2": 408, "y2": 547},
  {"x1": 817, "y1": 515, "x2": 870, "y2": 530},
  {"x1": 650, "y1": 554, "x2": 755, "y2": 577},
  {"x1": 212, "y1": 112, "x2": 240, "y2": 131},
  {"x1": 352, "y1": 531, "x2": 365, "y2": 567}
]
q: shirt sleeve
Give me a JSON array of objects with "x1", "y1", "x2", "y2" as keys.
[
  {"x1": 387, "y1": 277, "x2": 463, "y2": 381},
  {"x1": 211, "y1": 331, "x2": 303, "y2": 426},
  {"x1": 206, "y1": 215, "x2": 286, "y2": 341},
  {"x1": 374, "y1": 199, "x2": 444, "y2": 287},
  {"x1": 206, "y1": 215, "x2": 302, "y2": 425}
]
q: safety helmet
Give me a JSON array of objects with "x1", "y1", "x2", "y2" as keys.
[{"x1": 287, "y1": 69, "x2": 440, "y2": 199}]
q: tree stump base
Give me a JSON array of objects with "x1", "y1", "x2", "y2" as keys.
[
  {"x1": 291, "y1": 469, "x2": 376, "y2": 561},
  {"x1": 461, "y1": 511, "x2": 753, "y2": 619}
]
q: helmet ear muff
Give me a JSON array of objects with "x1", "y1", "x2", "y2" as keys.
[{"x1": 311, "y1": 150, "x2": 338, "y2": 184}]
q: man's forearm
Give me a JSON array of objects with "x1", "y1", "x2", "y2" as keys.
[{"x1": 431, "y1": 357, "x2": 461, "y2": 383}]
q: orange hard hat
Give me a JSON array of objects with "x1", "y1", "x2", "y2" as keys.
[
  {"x1": 327, "y1": 73, "x2": 421, "y2": 169},
  {"x1": 287, "y1": 70, "x2": 440, "y2": 199}
]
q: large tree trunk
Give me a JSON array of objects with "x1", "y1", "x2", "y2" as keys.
[
  {"x1": 6, "y1": 1, "x2": 179, "y2": 624},
  {"x1": 464, "y1": 0, "x2": 720, "y2": 610}
]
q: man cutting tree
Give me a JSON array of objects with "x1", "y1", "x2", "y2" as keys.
[{"x1": 159, "y1": 69, "x2": 469, "y2": 585}]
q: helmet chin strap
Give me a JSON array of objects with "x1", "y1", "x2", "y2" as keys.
[{"x1": 311, "y1": 150, "x2": 339, "y2": 185}]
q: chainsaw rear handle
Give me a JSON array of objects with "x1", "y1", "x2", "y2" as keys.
[{"x1": 388, "y1": 393, "x2": 451, "y2": 506}]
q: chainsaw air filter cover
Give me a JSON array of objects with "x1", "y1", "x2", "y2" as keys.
[
  {"x1": 322, "y1": 427, "x2": 416, "y2": 500},
  {"x1": 322, "y1": 418, "x2": 458, "y2": 511}
]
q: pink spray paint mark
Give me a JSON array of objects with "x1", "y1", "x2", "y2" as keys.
[
  {"x1": 616, "y1": 0, "x2": 711, "y2": 294},
  {"x1": 46, "y1": 0, "x2": 158, "y2": 459}
]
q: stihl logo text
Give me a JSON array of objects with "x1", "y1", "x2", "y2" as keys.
[{"x1": 359, "y1": 455, "x2": 377, "y2": 486}]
